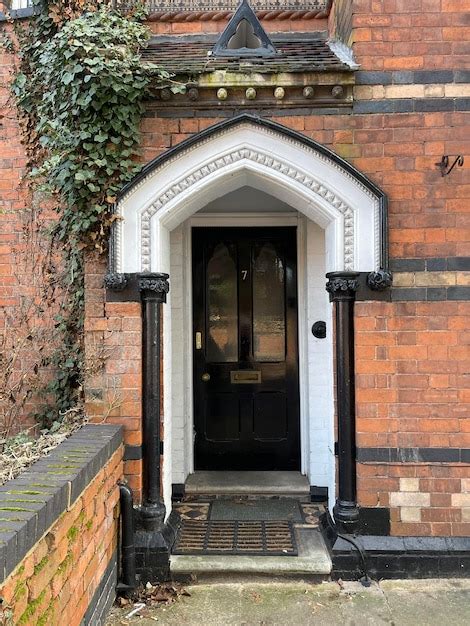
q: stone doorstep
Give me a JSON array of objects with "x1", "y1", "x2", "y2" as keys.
[
  {"x1": 184, "y1": 471, "x2": 311, "y2": 499},
  {"x1": 170, "y1": 527, "x2": 332, "y2": 582}
]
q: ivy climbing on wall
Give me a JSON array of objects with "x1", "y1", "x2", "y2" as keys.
[{"x1": 7, "y1": 0, "x2": 178, "y2": 428}]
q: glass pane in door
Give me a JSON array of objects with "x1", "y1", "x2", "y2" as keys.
[
  {"x1": 253, "y1": 242, "x2": 286, "y2": 362},
  {"x1": 207, "y1": 243, "x2": 238, "y2": 362}
]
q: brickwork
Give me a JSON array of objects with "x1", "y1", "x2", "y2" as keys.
[
  {"x1": 84, "y1": 257, "x2": 143, "y2": 502},
  {"x1": 147, "y1": 16, "x2": 328, "y2": 36},
  {"x1": 0, "y1": 2, "x2": 469, "y2": 538},
  {"x1": 134, "y1": 100, "x2": 469, "y2": 536},
  {"x1": 351, "y1": 0, "x2": 470, "y2": 71},
  {"x1": 355, "y1": 300, "x2": 469, "y2": 536},
  {"x1": 0, "y1": 25, "x2": 25, "y2": 312},
  {"x1": 0, "y1": 426, "x2": 123, "y2": 625}
]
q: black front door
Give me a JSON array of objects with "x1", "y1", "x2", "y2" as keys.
[{"x1": 192, "y1": 227, "x2": 300, "y2": 470}]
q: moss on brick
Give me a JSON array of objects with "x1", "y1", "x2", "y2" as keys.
[
  {"x1": 14, "y1": 581, "x2": 27, "y2": 601},
  {"x1": 36, "y1": 605, "x2": 54, "y2": 626},
  {"x1": 57, "y1": 550, "x2": 73, "y2": 576},
  {"x1": 66, "y1": 525, "x2": 79, "y2": 543},
  {"x1": 47, "y1": 463, "x2": 82, "y2": 469},
  {"x1": 33, "y1": 555, "x2": 49, "y2": 576},
  {"x1": 18, "y1": 589, "x2": 46, "y2": 625},
  {"x1": 30, "y1": 483, "x2": 56, "y2": 488},
  {"x1": 2, "y1": 498, "x2": 43, "y2": 503},
  {"x1": 7, "y1": 490, "x2": 44, "y2": 496},
  {"x1": 0, "y1": 506, "x2": 33, "y2": 512}
]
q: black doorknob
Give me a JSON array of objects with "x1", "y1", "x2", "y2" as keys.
[{"x1": 312, "y1": 321, "x2": 326, "y2": 339}]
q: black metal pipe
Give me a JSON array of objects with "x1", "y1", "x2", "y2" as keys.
[
  {"x1": 139, "y1": 273, "x2": 169, "y2": 529},
  {"x1": 326, "y1": 271, "x2": 360, "y2": 533},
  {"x1": 118, "y1": 483, "x2": 136, "y2": 592}
]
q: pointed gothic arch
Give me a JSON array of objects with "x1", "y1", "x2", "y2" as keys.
[
  {"x1": 112, "y1": 114, "x2": 388, "y2": 276},
  {"x1": 108, "y1": 114, "x2": 390, "y2": 518}
]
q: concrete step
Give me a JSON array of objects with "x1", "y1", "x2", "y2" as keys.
[
  {"x1": 185, "y1": 471, "x2": 311, "y2": 499},
  {"x1": 171, "y1": 527, "x2": 332, "y2": 583}
]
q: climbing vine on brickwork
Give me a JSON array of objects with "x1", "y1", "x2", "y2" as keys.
[{"x1": 8, "y1": 0, "x2": 177, "y2": 427}]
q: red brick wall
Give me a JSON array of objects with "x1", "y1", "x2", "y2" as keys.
[
  {"x1": 0, "y1": 445, "x2": 123, "y2": 626},
  {"x1": 148, "y1": 16, "x2": 328, "y2": 36},
  {"x1": 1, "y1": 4, "x2": 469, "y2": 536},
  {"x1": 352, "y1": 0, "x2": 470, "y2": 70},
  {"x1": 355, "y1": 300, "x2": 469, "y2": 536},
  {"x1": 84, "y1": 256, "x2": 143, "y2": 502},
  {"x1": 0, "y1": 27, "x2": 25, "y2": 311}
]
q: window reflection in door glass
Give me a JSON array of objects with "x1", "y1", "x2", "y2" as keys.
[
  {"x1": 253, "y1": 242, "x2": 286, "y2": 362},
  {"x1": 207, "y1": 243, "x2": 238, "y2": 362}
]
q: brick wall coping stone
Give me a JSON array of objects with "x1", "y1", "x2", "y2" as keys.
[{"x1": 0, "y1": 424, "x2": 122, "y2": 583}]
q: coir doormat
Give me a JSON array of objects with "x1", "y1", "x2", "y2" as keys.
[{"x1": 173, "y1": 520, "x2": 298, "y2": 556}]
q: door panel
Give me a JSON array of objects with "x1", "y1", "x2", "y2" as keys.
[
  {"x1": 193, "y1": 227, "x2": 300, "y2": 470},
  {"x1": 253, "y1": 393, "x2": 288, "y2": 441},
  {"x1": 205, "y1": 393, "x2": 240, "y2": 441}
]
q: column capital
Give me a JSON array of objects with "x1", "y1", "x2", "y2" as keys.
[
  {"x1": 326, "y1": 271, "x2": 360, "y2": 302},
  {"x1": 104, "y1": 272, "x2": 129, "y2": 291},
  {"x1": 138, "y1": 272, "x2": 170, "y2": 303}
]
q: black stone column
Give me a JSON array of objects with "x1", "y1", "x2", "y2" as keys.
[
  {"x1": 326, "y1": 271, "x2": 360, "y2": 534},
  {"x1": 138, "y1": 273, "x2": 169, "y2": 531}
]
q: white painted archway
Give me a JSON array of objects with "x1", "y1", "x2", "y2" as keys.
[
  {"x1": 114, "y1": 116, "x2": 385, "y2": 514},
  {"x1": 114, "y1": 117, "x2": 383, "y2": 275}
]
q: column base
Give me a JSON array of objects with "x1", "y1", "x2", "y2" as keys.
[
  {"x1": 138, "y1": 501, "x2": 166, "y2": 532},
  {"x1": 333, "y1": 499, "x2": 360, "y2": 534},
  {"x1": 135, "y1": 509, "x2": 180, "y2": 584}
]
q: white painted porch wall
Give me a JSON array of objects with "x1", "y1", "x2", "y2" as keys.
[
  {"x1": 169, "y1": 213, "x2": 335, "y2": 507},
  {"x1": 304, "y1": 219, "x2": 335, "y2": 497}
]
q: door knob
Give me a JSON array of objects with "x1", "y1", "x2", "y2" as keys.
[{"x1": 202, "y1": 373, "x2": 210, "y2": 382}]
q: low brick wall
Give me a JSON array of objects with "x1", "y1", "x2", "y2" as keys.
[{"x1": 0, "y1": 425, "x2": 123, "y2": 626}]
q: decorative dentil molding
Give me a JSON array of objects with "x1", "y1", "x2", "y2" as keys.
[
  {"x1": 118, "y1": 123, "x2": 378, "y2": 206},
  {"x1": 114, "y1": 122, "x2": 381, "y2": 274},
  {"x1": 138, "y1": 147, "x2": 355, "y2": 272}
]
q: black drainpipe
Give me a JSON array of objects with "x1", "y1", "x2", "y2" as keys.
[
  {"x1": 117, "y1": 483, "x2": 136, "y2": 594},
  {"x1": 138, "y1": 273, "x2": 170, "y2": 531}
]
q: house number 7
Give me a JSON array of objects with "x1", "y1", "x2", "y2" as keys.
[{"x1": 241, "y1": 270, "x2": 248, "y2": 281}]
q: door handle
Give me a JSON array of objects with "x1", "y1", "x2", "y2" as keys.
[{"x1": 202, "y1": 373, "x2": 210, "y2": 382}]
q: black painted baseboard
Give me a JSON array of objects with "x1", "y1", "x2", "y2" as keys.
[
  {"x1": 81, "y1": 550, "x2": 118, "y2": 625},
  {"x1": 172, "y1": 483, "x2": 186, "y2": 502},
  {"x1": 357, "y1": 507, "x2": 390, "y2": 536},
  {"x1": 310, "y1": 485, "x2": 328, "y2": 502},
  {"x1": 321, "y1": 511, "x2": 470, "y2": 580},
  {"x1": 331, "y1": 535, "x2": 470, "y2": 580}
]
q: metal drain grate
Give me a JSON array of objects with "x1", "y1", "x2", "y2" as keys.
[{"x1": 173, "y1": 520, "x2": 298, "y2": 556}]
